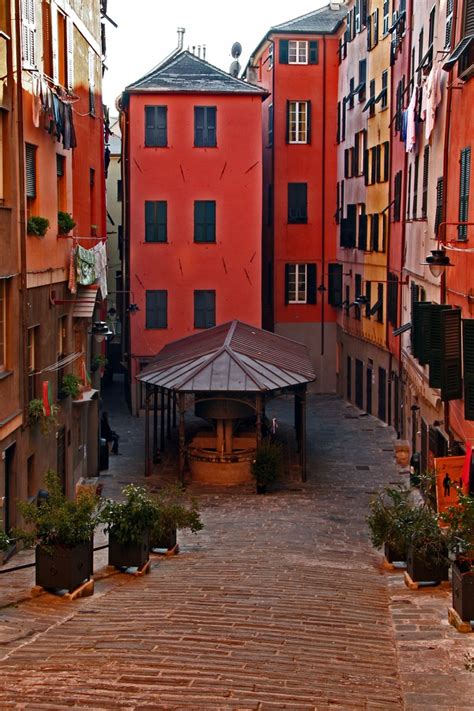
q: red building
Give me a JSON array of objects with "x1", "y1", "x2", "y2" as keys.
[
  {"x1": 120, "y1": 51, "x2": 266, "y2": 412},
  {"x1": 244, "y1": 5, "x2": 346, "y2": 391}
]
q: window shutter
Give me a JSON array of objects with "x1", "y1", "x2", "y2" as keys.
[
  {"x1": 25, "y1": 143, "x2": 36, "y2": 198},
  {"x1": 284, "y1": 264, "x2": 291, "y2": 304},
  {"x1": 358, "y1": 211, "x2": 368, "y2": 250},
  {"x1": 285, "y1": 101, "x2": 290, "y2": 144},
  {"x1": 371, "y1": 213, "x2": 379, "y2": 251},
  {"x1": 353, "y1": 135, "x2": 359, "y2": 176},
  {"x1": 376, "y1": 144, "x2": 382, "y2": 183},
  {"x1": 383, "y1": 141, "x2": 390, "y2": 181},
  {"x1": 463, "y1": 319, "x2": 474, "y2": 420},
  {"x1": 428, "y1": 305, "x2": 452, "y2": 388},
  {"x1": 346, "y1": 204, "x2": 357, "y2": 247},
  {"x1": 88, "y1": 47, "x2": 95, "y2": 115},
  {"x1": 328, "y1": 263, "x2": 343, "y2": 307},
  {"x1": 194, "y1": 201, "x2": 204, "y2": 242},
  {"x1": 50, "y1": 2, "x2": 58, "y2": 81},
  {"x1": 206, "y1": 107, "x2": 217, "y2": 147},
  {"x1": 66, "y1": 17, "x2": 74, "y2": 90},
  {"x1": 157, "y1": 106, "x2": 167, "y2": 147},
  {"x1": 458, "y1": 147, "x2": 471, "y2": 240},
  {"x1": 422, "y1": 145, "x2": 430, "y2": 218},
  {"x1": 206, "y1": 201, "x2": 216, "y2": 242},
  {"x1": 434, "y1": 177, "x2": 444, "y2": 236},
  {"x1": 307, "y1": 101, "x2": 312, "y2": 144},
  {"x1": 22, "y1": 0, "x2": 36, "y2": 67},
  {"x1": 416, "y1": 302, "x2": 433, "y2": 365},
  {"x1": 394, "y1": 171, "x2": 402, "y2": 221},
  {"x1": 307, "y1": 264, "x2": 317, "y2": 304},
  {"x1": 464, "y1": 1, "x2": 474, "y2": 36},
  {"x1": 157, "y1": 201, "x2": 167, "y2": 242},
  {"x1": 365, "y1": 280, "x2": 372, "y2": 318},
  {"x1": 309, "y1": 40, "x2": 318, "y2": 64},
  {"x1": 364, "y1": 148, "x2": 369, "y2": 185},
  {"x1": 146, "y1": 291, "x2": 167, "y2": 329},
  {"x1": 440, "y1": 308, "x2": 462, "y2": 401},
  {"x1": 205, "y1": 291, "x2": 216, "y2": 328},
  {"x1": 279, "y1": 39, "x2": 289, "y2": 64}
]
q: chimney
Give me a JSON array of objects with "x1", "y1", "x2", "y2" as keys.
[
  {"x1": 203, "y1": 45, "x2": 206, "y2": 60},
  {"x1": 177, "y1": 27, "x2": 185, "y2": 51},
  {"x1": 197, "y1": 45, "x2": 201, "y2": 58}
]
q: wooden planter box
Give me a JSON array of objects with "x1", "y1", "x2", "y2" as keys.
[
  {"x1": 36, "y1": 541, "x2": 92, "y2": 592},
  {"x1": 108, "y1": 529, "x2": 149, "y2": 569},
  {"x1": 151, "y1": 528, "x2": 177, "y2": 551},
  {"x1": 384, "y1": 543, "x2": 406, "y2": 563},
  {"x1": 452, "y1": 561, "x2": 474, "y2": 622},
  {"x1": 407, "y1": 545, "x2": 449, "y2": 583}
]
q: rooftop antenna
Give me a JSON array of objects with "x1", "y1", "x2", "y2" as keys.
[{"x1": 229, "y1": 41, "x2": 242, "y2": 76}]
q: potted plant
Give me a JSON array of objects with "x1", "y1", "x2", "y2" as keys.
[
  {"x1": 100, "y1": 484, "x2": 156, "y2": 570},
  {"x1": 57, "y1": 211, "x2": 76, "y2": 235},
  {"x1": 150, "y1": 485, "x2": 203, "y2": 552},
  {"x1": 90, "y1": 354, "x2": 107, "y2": 373},
  {"x1": 27, "y1": 216, "x2": 50, "y2": 238},
  {"x1": 406, "y1": 505, "x2": 450, "y2": 584},
  {"x1": 442, "y1": 492, "x2": 474, "y2": 622},
  {"x1": 13, "y1": 470, "x2": 99, "y2": 592},
  {"x1": 251, "y1": 441, "x2": 283, "y2": 494},
  {"x1": 28, "y1": 399, "x2": 59, "y2": 435},
  {"x1": 367, "y1": 485, "x2": 414, "y2": 563},
  {"x1": 60, "y1": 373, "x2": 82, "y2": 400},
  {"x1": 0, "y1": 524, "x2": 10, "y2": 553}
]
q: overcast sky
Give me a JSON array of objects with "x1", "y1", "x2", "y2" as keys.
[{"x1": 103, "y1": 0, "x2": 328, "y2": 109}]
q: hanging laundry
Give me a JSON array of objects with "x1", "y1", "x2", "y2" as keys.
[
  {"x1": 76, "y1": 245, "x2": 96, "y2": 286},
  {"x1": 424, "y1": 64, "x2": 442, "y2": 141},
  {"x1": 68, "y1": 247, "x2": 77, "y2": 294},
  {"x1": 31, "y1": 74, "x2": 42, "y2": 128},
  {"x1": 91, "y1": 241, "x2": 108, "y2": 298},
  {"x1": 405, "y1": 87, "x2": 417, "y2": 153}
]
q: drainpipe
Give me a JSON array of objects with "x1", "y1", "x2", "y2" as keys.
[
  {"x1": 321, "y1": 36, "x2": 327, "y2": 358},
  {"x1": 14, "y1": 0, "x2": 29, "y2": 422},
  {"x1": 270, "y1": 38, "x2": 275, "y2": 331}
]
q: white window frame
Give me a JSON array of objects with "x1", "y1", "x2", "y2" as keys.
[
  {"x1": 22, "y1": 0, "x2": 37, "y2": 68},
  {"x1": 288, "y1": 264, "x2": 308, "y2": 304},
  {"x1": 0, "y1": 280, "x2": 6, "y2": 371},
  {"x1": 268, "y1": 43, "x2": 273, "y2": 69},
  {"x1": 288, "y1": 40, "x2": 308, "y2": 65},
  {"x1": 66, "y1": 17, "x2": 74, "y2": 91},
  {"x1": 268, "y1": 103, "x2": 273, "y2": 146},
  {"x1": 289, "y1": 101, "x2": 308, "y2": 144},
  {"x1": 355, "y1": 0, "x2": 361, "y2": 33},
  {"x1": 383, "y1": 0, "x2": 390, "y2": 35}
]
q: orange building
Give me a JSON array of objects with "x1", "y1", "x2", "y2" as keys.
[
  {"x1": 120, "y1": 50, "x2": 266, "y2": 413},
  {"x1": 244, "y1": 5, "x2": 346, "y2": 390}
]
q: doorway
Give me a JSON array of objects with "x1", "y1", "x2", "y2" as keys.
[
  {"x1": 355, "y1": 359, "x2": 363, "y2": 409},
  {"x1": 366, "y1": 367, "x2": 373, "y2": 415},
  {"x1": 57, "y1": 427, "x2": 66, "y2": 493},
  {"x1": 378, "y1": 367, "x2": 387, "y2": 422},
  {"x1": 4, "y1": 444, "x2": 16, "y2": 533}
]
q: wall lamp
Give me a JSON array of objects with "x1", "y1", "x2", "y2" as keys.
[
  {"x1": 421, "y1": 248, "x2": 453, "y2": 277},
  {"x1": 90, "y1": 321, "x2": 113, "y2": 343},
  {"x1": 126, "y1": 303, "x2": 140, "y2": 313}
]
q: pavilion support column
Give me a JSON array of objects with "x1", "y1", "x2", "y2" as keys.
[
  {"x1": 178, "y1": 393, "x2": 186, "y2": 483},
  {"x1": 295, "y1": 391, "x2": 301, "y2": 451},
  {"x1": 172, "y1": 393, "x2": 177, "y2": 428},
  {"x1": 224, "y1": 419, "x2": 233, "y2": 453},
  {"x1": 167, "y1": 390, "x2": 172, "y2": 439},
  {"x1": 256, "y1": 394, "x2": 263, "y2": 448},
  {"x1": 300, "y1": 386, "x2": 307, "y2": 482},
  {"x1": 153, "y1": 386, "x2": 159, "y2": 464},
  {"x1": 160, "y1": 387, "x2": 165, "y2": 452},
  {"x1": 144, "y1": 385, "x2": 152, "y2": 477}
]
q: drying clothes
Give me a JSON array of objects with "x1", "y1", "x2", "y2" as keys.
[
  {"x1": 68, "y1": 247, "x2": 77, "y2": 294},
  {"x1": 405, "y1": 87, "x2": 417, "y2": 153},
  {"x1": 424, "y1": 64, "x2": 442, "y2": 141},
  {"x1": 104, "y1": 146, "x2": 110, "y2": 177},
  {"x1": 76, "y1": 245, "x2": 96, "y2": 286},
  {"x1": 61, "y1": 103, "x2": 77, "y2": 149},
  {"x1": 31, "y1": 74, "x2": 42, "y2": 128},
  {"x1": 91, "y1": 241, "x2": 108, "y2": 298}
]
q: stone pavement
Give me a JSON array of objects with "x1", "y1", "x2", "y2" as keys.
[{"x1": 0, "y1": 389, "x2": 473, "y2": 709}]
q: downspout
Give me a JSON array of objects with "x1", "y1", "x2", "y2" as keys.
[
  {"x1": 441, "y1": 0, "x2": 459, "y2": 447},
  {"x1": 270, "y1": 38, "x2": 275, "y2": 331},
  {"x1": 14, "y1": 0, "x2": 29, "y2": 422},
  {"x1": 321, "y1": 35, "x2": 327, "y2": 357}
]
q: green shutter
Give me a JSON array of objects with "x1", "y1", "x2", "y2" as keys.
[
  {"x1": 440, "y1": 308, "x2": 462, "y2": 401},
  {"x1": 307, "y1": 264, "x2": 317, "y2": 304},
  {"x1": 309, "y1": 40, "x2": 318, "y2": 64},
  {"x1": 417, "y1": 302, "x2": 433, "y2": 365},
  {"x1": 428, "y1": 305, "x2": 451, "y2": 387},
  {"x1": 463, "y1": 319, "x2": 474, "y2": 419},
  {"x1": 358, "y1": 212, "x2": 368, "y2": 250},
  {"x1": 328, "y1": 263, "x2": 343, "y2": 307},
  {"x1": 279, "y1": 39, "x2": 289, "y2": 64}
]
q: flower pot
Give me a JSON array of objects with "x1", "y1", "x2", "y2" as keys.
[
  {"x1": 384, "y1": 542, "x2": 406, "y2": 564},
  {"x1": 151, "y1": 528, "x2": 177, "y2": 551},
  {"x1": 256, "y1": 483, "x2": 267, "y2": 494},
  {"x1": 452, "y1": 560, "x2": 474, "y2": 622},
  {"x1": 108, "y1": 529, "x2": 149, "y2": 569},
  {"x1": 406, "y1": 545, "x2": 449, "y2": 583},
  {"x1": 36, "y1": 541, "x2": 92, "y2": 592}
]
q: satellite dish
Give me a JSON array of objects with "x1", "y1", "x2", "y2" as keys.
[
  {"x1": 231, "y1": 41, "x2": 242, "y2": 59},
  {"x1": 229, "y1": 60, "x2": 241, "y2": 77}
]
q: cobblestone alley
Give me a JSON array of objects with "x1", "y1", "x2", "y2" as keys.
[{"x1": 0, "y1": 394, "x2": 473, "y2": 709}]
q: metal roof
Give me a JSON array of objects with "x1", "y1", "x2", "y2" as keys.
[
  {"x1": 125, "y1": 51, "x2": 267, "y2": 95},
  {"x1": 270, "y1": 5, "x2": 347, "y2": 34},
  {"x1": 137, "y1": 321, "x2": 315, "y2": 393},
  {"x1": 72, "y1": 286, "x2": 99, "y2": 319}
]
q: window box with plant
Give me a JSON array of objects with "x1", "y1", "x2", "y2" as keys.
[
  {"x1": 100, "y1": 485, "x2": 156, "y2": 570},
  {"x1": 251, "y1": 441, "x2": 283, "y2": 494},
  {"x1": 27, "y1": 216, "x2": 50, "y2": 238},
  {"x1": 57, "y1": 212, "x2": 76, "y2": 236},
  {"x1": 28, "y1": 399, "x2": 59, "y2": 435},
  {"x1": 150, "y1": 485, "x2": 203, "y2": 552},
  {"x1": 13, "y1": 471, "x2": 99, "y2": 593},
  {"x1": 60, "y1": 373, "x2": 82, "y2": 400}
]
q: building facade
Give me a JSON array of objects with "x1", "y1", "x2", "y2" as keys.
[
  {"x1": 245, "y1": 5, "x2": 346, "y2": 391},
  {"x1": 1, "y1": 0, "x2": 106, "y2": 547},
  {"x1": 120, "y1": 51, "x2": 265, "y2": 414}
]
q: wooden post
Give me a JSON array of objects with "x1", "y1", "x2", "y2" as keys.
[
  {"x1": 256, "y1": 394, "x2": 262, "y2": 447},
  {"x1": 167, "y1": 389, "x2": 171, "y2": 439},
  {"x1": 295, "y1": 391, "x2": 300, "y2": 452},
  {"x1": 178, "y1": 393, "x2": 186, "y2": 483},
  {"x1": 144, "y1": 385, "x2": 152, "y2": 477},
  {"x1": 153, "y1": 387, "x2": 159, "y2": 464},
  {"x1": 300, "y1": 387, "x2": 307, "y2": 482},
  {"x1": 160, "y1": 387, "x2": 165, "y2": 452},
  {"x1": 172, "y1": 393, "x2": 177, "y2": 428}
]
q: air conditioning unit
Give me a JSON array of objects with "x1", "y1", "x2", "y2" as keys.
[{"x1": 459, "y1": 62, "x2": 474, "y2": 82}]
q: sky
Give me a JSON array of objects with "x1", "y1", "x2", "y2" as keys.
[{"x1": 103, "y1": 0, "x2": 328, "y2": 109}]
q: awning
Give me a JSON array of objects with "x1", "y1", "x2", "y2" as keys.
[
  {"x1": 443, "y1": 35, "x2": 474, "y2": 71},
  {"x1": 73, "y1": 286, "x2": 100, "y2": 318},
  {"x1": 393, "y1": 322, "x2": 412, "y2": 336}
]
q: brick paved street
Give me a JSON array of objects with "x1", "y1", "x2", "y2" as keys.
[{"x1": 0, "y1": 389, "x2": 473, "y2": 709}]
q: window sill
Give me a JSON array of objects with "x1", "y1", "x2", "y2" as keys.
[
  {"x1": 193, "y1": 145, "x2": 218, "y2": 149},
  {"x1": 144, "y1": 145, "x2": 168, "y2": 149},
  {"x1": 194, "y1": 241, "x2": 217, "y2": 245},
  {"x1": 0, "y1": 369, "x2": 13, "y2": 381}
]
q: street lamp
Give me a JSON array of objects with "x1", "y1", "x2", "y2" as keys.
[
  {"x1": 421, "y1": 248, "x2": 453, "y2": 278},
  {"x1": 91, "y1": 321, "x2": 113, "y2": 343}
]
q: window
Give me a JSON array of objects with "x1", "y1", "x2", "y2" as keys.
[
  {"x1": 358, "y1": 60, "x2": 367, "y2": 102},
  {"x1": 383, "y1": 0, "x2": 390, "y2": 35},
  {"x1": 289, "y1": 40, "x2": 308, "y2": 64},
  {"x1": 358, "y1": 205, "x2": 367, "y2": 251},
  {"x1": 463, "y1": 318, "x2": 474, "y2": 420},
  {"x1": 145, "y1": 201, "x2": 167, "y2": 243},
  {"x1": 117, "y1": 179, "x2": 123, "y2": 202},
  {"x1": 349, "y1": 78, "x2": 355, "y2": 109},
  {"x1": 268, "y1": 104, "x2": 273, "y2": 145},
  {"x1": 194, "y1": 200, "x2": 216, "y2": 243},
  {"x1": 194, "y1": 106, "x2": 217, "y2": 147},
  {"x1": 66, "y1": 17, "x2": 74, "y2": 91},
  {"x1": 422, "y1": 145, "x2": 430, "y2": 218},
  {"x1": 328, "y1": 263, "x2": 343, "y2": 307},
  {"x1": 459, "y1": 147, "x2": 471, "y2": 240},
  {"x1": 370, "y1": 213, "x2": 380, "y2": 251},
  {"x1": 25, "y1": 143, "x2": 36, "y2": 207},
  {"x1": 413, "y1": 155, "x2": 419, "y2": 219},
  {"x1": 337, "y1": 101, "x2": 341, "y2": 143},
  {"x1": 380, "y1": 70, "x2": 388, "y2": 109},
  {"x1": 288, "y1": 183, "x2": 307, "y2": 223},
  {"x1": 355, "y1": 273, "x2": 362, "y2": 320},
  {"x1": 394, "y1": 171, "x2": 402, "y2": 222},
  {"x1": 145, "y1": 106, "x2": 167, "y2": 147},
  {"x1": 194, "y1": 290, "x2": 216, "y2": 328},
  {"x1": 417, "y1": 28, "x2": 424, "y2": 82},
  {"x1": 446, "y1": 0, "x2": 454, "y2": 48},
  {"x1": 285, "y1": 263, "x2": 316, "y2": 304},
  {"x1": 146, "y1": 290, "x2": 167, "y2": 329},
  {"x1": 463, "y1": 0, "x2": 474, "y2": 38},
  {"x1": 56, "y1": 315, "x2": 67, "y2": 399},
  {"x1": 0, "y1": 280, "x2": 6, "y2": 371},
  {"x1": 88, "y1": 47, "x2": 95, "y2": 116},
  {"x1": 365, "y1": 280, "x2": 372, "y2": 318},
  {"x1": 376, "y1": 284, "x2": 384, "y2": 323},
  {"x1": 56, "y1": 154, "x2": 66, "y2": 211},
  {"x1": 341, "y1": 98, "x2": 347, "y2": 140},
  {"x1": 268, "y1": 43, "x2": 273, "y2": 69},
  {"x1": 369, "y1": 79, "x2": 376, "y2": 117},
  {"x1": 382, "y1": 141, "x2": 390, "y2": 182},
  {"x1": 287, "y1": 101, "x2": 310, "y2": 144},
  {"x1": 22, "y1": 0, "x2": 36, "y2": 67},
  {"x1": 387, "y1": 272, "x2": 399, "y2": 327}
]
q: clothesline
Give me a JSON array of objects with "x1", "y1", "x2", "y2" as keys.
[{"x1": 38, "y1": 351, "x2": 84, "y2": 375}]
